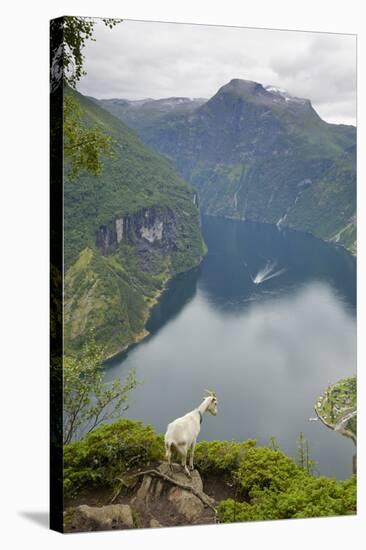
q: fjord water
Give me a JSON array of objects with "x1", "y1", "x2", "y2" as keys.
[{"x1": 105, "y1": 216, "x2": 356, "y2": 479}]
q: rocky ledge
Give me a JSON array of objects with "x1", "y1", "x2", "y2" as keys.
[{"x1": 64, "y1": 462, "x2": 217, "y2": 532}]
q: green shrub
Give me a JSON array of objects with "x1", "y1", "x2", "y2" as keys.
[
  {"x1": 64, "y1": 419, "x2": 164, "y2": 497},
  {"x1": 218, "y1": 475, "x2": 357, "y2": 523},
  {"x1": 289, "y1": 475, "x2": 357, "y2": 519},
  {"x1": 235, "y1": 447, "x2": 306, "y2": 497},
  {"x1": 194, "y1": 440, "x2": 256, "y2": 480},
  {"x1": 218, "y1": 499, "x2": 259, "y2": 523}
]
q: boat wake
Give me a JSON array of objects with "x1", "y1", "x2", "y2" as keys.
[{"x1": 249, "y1": 260, "x2": 287, "y2": 285}]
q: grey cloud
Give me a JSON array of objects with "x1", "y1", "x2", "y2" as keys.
[
  {"x1": 78, "y1": 19, "x2": 356, "y2": 125},
  {"x1": 269, "y1": 34, "x2": 356, "y2": 123}
]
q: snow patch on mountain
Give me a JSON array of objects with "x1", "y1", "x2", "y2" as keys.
[{"x1": 265, "y1": 85, "x2": 308, "y2": 105}]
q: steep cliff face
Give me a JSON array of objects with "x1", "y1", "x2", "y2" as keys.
[
  {"x1": 64, "y1": 88, "x2": 205, "y2": 358},
  {"x1": 96, "y1": 79, "x2": 356, "y2": 253},
  {"x1": 96, "y1": 207, "x2": 177, "y2": 257}
]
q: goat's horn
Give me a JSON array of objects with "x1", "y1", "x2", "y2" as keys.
[{"x1": 205, "y1": 389, "x2": 216, "y2": 397}]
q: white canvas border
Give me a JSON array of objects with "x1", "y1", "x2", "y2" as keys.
[{"x1": 1, "y1": 1, "x2": 364, "y2": 548}]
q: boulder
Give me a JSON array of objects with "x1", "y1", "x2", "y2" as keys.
[
  {"x1": 65, "y1": 503, "x2": 134, "y2": 532},
  {"x1": 131, "y1": 462, "x2": 215, "y2": 526},
  {"x1": 168, "y1": 485, "x2": 204, "y2": 521},
  {"x1": 149, "y1": 518, "x2": 163, "y2": 528}
]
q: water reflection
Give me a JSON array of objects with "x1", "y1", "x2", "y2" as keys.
[{"x1": 146, "y1": 267, "x2": 200, "y2": 334}]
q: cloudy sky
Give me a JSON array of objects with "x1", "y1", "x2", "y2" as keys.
[{"x1": 78, "y1": 19, "x2": 356, "y2": 125}]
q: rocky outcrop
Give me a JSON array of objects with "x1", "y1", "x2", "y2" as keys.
[
  {"x1": 315, "y1": 376, "x2": 357, "y2": 474},
  {"x1": 130, "y1": 462, "x2": 216, "y2": 527},
  {"x1": 96, "y1": 206, "x2": 178, "y2": 271},
  {"x1": 64, "y1": 463, "x2": 217, "y2": 532},
  {"x1": 149, "y1": 518, "x2": 163, "y2": 528},
  {"x1": 64, "y1": 504, "x2": 134, "y2": 532}
]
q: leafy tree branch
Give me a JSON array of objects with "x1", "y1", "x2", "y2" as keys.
[
  {"x1": 50, "y1": 16, "x2": 122, "y2": 178},
  {"x1": 63, "y1": 339, "x2": 137, "y2": 444},
  {"x1": 61, "y1": 16, "x2": 122, "y2": 88},
  {"x1": 64, "y1": 94, "x2": 114, "y2": 179}
]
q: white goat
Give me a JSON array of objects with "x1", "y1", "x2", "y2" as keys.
[{"x1": 164, "y1": 390, "x2": 218, "y2": 477}]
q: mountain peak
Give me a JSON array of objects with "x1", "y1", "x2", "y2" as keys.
[
  {"x1": 211, "y1": 78, "x2": 313, "y2": 114},
  {"x1": 220, "y1": 78, "x2": 266, "y2": 96}
]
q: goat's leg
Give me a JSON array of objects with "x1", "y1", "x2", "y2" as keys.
[
  {"x1": 189, "y1": 439, "x2": 196, "y2": 471},
  {"x1": 165, "y1": 443, "x2": 174, "y2": 472},
  {"x1": 180, "y1": 445, "x2": 191, "y2": 478}
]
